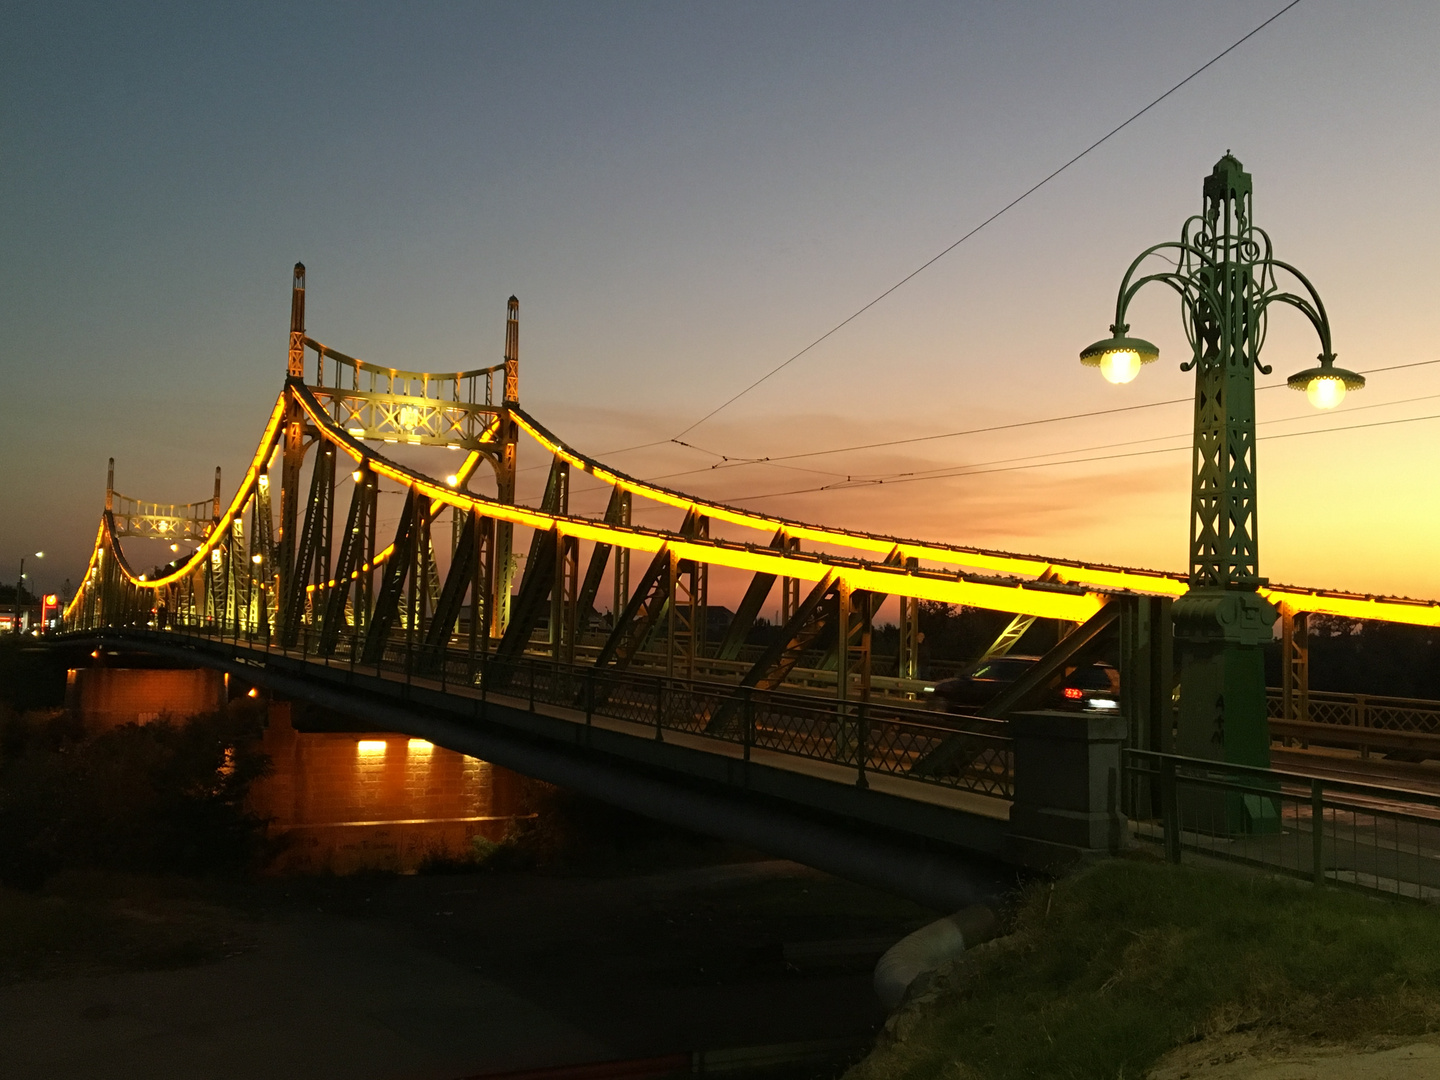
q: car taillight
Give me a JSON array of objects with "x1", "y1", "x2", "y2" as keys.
[{"x1": 1063, "y1": 687, "x2": 1084, "y2": 700}]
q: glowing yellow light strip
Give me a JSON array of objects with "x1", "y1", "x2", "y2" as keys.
[
  {"x1": 109, "y1": 393, "x2": 288, "y2": 589},
  {"x1": 290, "y1": 388, "x2": 1107, "y2": 621},
  {"x1": 62, "y1": 523, "x2": 107, "y2": 621},
  {"x1": 510, "y1": 409, "x2": 1191, "y2": 594},
  {"x1": 1261, "y1": 588, "x2": 1440, "y2": 629}
]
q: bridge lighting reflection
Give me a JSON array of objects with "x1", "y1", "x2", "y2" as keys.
[
  {"x1": 352, "y1": 470, "x2": 364, "y2": 483},
  {"x1": 357, "y1": 740, "x2": 387, "y2": 755},
  {"x1": 348, "y1": 427, "x2": 366, "y2": 437},
  {"x1": 170, "y1": 543, "x2": 179, "y2": 552},
  {"x1": 407, "y1": 739, "x2": 433, "y2": 752}
]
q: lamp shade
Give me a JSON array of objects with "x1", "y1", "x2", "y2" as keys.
[
  {"x1": 1287, "y1": 356, "x2": 1364, "y2": 411},
  {"x1": 1080, "y1": 335, "x2": 1160, "y2": 385}
]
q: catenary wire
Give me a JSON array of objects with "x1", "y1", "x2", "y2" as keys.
[
  {"x1": 716, "y1": 410, "x2": 1440, "y2": 505},
  {"x1": 666, "y1": 0, "x2": 1304, "y2": 441}
]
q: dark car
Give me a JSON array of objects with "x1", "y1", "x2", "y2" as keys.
[{"x1": 928, "y1": 655, "x2": 1120, "y2": 715}]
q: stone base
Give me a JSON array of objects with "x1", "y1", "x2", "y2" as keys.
[{"x1": 1006, "y1": 710, "x2": 1127, "y2": 871}]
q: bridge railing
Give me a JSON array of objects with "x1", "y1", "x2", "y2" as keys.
[
  {"x1": 1125, "y1": 748, "x2": 1440, "y2": 901},
  {"x1": 101, "y1": 620, "x2": 1015, "y2": 801},
  {"x1": 1267, "y1": 688, "x2": 1440, "y2": 758}
]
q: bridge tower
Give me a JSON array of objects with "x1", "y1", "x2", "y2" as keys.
[
  {"x1": 278, "y1": 263, "x2": 307, "y2": 644},
  {"x1": 492, "y1": 296, "x2": 520, "y2": 637}
]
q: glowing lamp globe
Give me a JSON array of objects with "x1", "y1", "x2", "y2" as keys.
[
  {"x1": 1080, "y1": 335, "x2": 1159, "y2": 385},
  {"x1": 1287, "y1": 356, "x2": 1364, "y2": 411}
]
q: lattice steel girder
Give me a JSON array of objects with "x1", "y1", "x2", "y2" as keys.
[
  {"x1": 318, "y1": 465, "x2": 374, "y2": 656},
  {"x1": 575, "y1": 487, "x2": 630, "y2": 633},
  {"x1": 1280, "y1": 604, "x2": 1310, "y2": 724},
  {"x1": 280, "y1": 440, "x2": 335, "y2": 644},
  {"x1": 716, "y1": 529, "x2": 790, "y2": 662},
  {"x1": 975, "y1": 568, "x2": 1064, "y2": 665},
  {"x1": 977, "y1": 602, "x2": 1120, "y2": 719},
  {"x1": 492, "y1": 456, "x2": 570, "y2": 664},
  {"x1": 424, "y1": 508, "x2": 485, "y2": 656},
  {"x1": 553, "y1": 532, "x2": 580, "y2": 663},
  {"x1": 310, "y1": 387, "x2": 503, "y2": 448},
  {"x1": 592, "y1": 544, "x2": 675, "y2": 674},
  {"x1": 361, "y1": 488, "x2": 421, "y2": 665}
]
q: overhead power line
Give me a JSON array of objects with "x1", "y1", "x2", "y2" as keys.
[
  {"x1": 638, "y1": 358, "x2": 1440, "y2": 483},
  {"x1": 719, "y1": 409, "x2": 1440, "y2": 505},
  {"x1": 667, "y1": 0, "x2": 1304, "y2": 441}
]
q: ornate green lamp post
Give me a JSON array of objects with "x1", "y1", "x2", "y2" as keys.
[{"x1": 1080, "y1": 154, "x2": 1364, "y2": 803}]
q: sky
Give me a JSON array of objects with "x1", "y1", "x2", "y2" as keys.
[{"x1": 3, "y1": 0, "x2": 1439, "y2": 606}]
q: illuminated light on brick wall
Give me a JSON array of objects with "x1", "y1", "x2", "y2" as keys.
[
  {"x1": 251, "y1": 703, "x2": 531, "y2": 874},
  {"x1": 66, "y1": 667, "x2": 226, "y2": 729}
]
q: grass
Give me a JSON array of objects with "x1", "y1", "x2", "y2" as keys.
[{"x1": 848, "y1": 856, "x2": 1440, "y2": 1080}]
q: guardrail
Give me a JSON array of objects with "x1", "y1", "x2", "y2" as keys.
[
  {"x1": 1267, "y1": 688, "x2": 1440, "y2": 758},
  {"x1": 1125, "y1": 748, "x2": 1440, "y2": 901},
  {"x1": 77, "y1": 619, "x2": 1015, "y2": 801}
]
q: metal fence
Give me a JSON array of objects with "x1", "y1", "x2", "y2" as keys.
[
  {"x1": 1125, "y1": 748, "x2": 1440, "y2": 901},
  {"x1": 92, "y1": 621, "x2": 1014, "y2": 801},
  {"x1": 1268, "y1": 688, "x2": 1440, "y2": 758}
]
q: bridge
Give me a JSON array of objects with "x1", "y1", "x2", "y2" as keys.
[{"x1": 56, "y1": 265, "x2": 1440, "y2": 905}]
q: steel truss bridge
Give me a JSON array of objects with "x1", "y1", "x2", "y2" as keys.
[{"x1": 57, "y1": 266, "x2": 1440, "y2": 901}]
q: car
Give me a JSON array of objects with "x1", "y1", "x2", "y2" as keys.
[{"x1": 929, "y1": 655, "x2": 1120, "y2": 715}]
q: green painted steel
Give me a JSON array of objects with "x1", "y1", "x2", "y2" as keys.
[{"x1": 1085, "y1": 155, "x2": 1363, "y2": 781}]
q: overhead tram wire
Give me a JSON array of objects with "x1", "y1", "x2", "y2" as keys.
[
  {"x1": 665, "y1": 0, "x2": 1305, "y2": 443},
  {"x1": 561, "y1": 373, "x2": 1440, "y2": 519},
  {"x1": 626, "y1": 358, "x2": 1440, "y2": 488},
  {"x1": 715, "y1": 410, "x2": 1440, "y2": 506}
]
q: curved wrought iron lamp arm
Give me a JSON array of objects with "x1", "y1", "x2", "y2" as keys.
[
  {"x1": 1260, "y1": 259, "x2": 1335, "y2": 358},
  {"x1": 1111, "y1": 241, "x2": 1222, "y2": 332}
]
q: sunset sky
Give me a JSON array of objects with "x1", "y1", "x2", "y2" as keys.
[{"x1": 4, "y1": 1, "x2": 1439, "y2": 606}]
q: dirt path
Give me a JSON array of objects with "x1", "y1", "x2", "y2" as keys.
[
  {"x1": 1148, "y1": 1033, "x2": 1440, "y2": 1079},
  {"x1": 1, "y1": 860, "x2": 932, "y2": 1080}
]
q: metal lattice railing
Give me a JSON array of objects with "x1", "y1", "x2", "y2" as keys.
[
  {"x1": 1125, "y1": 748, "x2": 1440, "y2": 902},
  {"x1": 95, "y1": 619, "x2": 1014, "y2": 801},
  {"x1": 1268, "y1": 688, "x2": 1440, "y2": 735}
]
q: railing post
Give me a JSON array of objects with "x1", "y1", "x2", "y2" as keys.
[
  {"x1": 855, "y1": 702, "x2": 869, "y2": 789},
  {"x1": 1311, "y1": 777, "x2": 1326, "y2": 887},
  {"x1": 1161, "y1": 756, "x2": 1181, "y2": 864}
]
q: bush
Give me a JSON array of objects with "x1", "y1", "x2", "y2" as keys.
[{"x1": 0, "y1": 705, "x2": 272, "y2": 887}]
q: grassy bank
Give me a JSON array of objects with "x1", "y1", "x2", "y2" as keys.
[{"x1": 851, "y1": 857, "x2": 1440, "y2": 1080}]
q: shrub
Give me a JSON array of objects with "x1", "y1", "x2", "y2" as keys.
[{"x1": 0, "y1": 705, "x2": 271, "y2": 887}]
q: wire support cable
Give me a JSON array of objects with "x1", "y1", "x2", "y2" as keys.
[{"x1": 667, "y1": 0, "x2": 1304, "y2": 441}]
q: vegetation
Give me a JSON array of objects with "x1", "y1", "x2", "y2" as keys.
[
  {"x1": 849, "y1": 857, "x2": 1440, "y2": 1080},
  {"x1": 0, "y1": 703, "x2": 273, "y2": 887}
]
